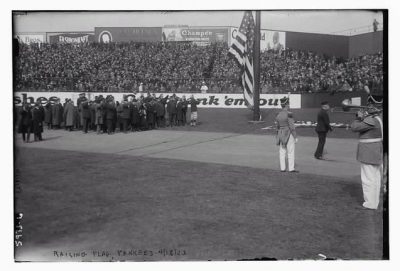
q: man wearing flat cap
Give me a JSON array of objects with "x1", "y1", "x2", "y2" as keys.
[
  {"x1": 275, "y1": 97, "x2": 298, "y2": 172},
  {"x1": 314, "y1": 101, "x2": 332, "y2": 159}
]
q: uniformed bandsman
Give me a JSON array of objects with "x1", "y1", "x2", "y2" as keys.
[
  {"x1": 351, "y1": 104, "x2": 383, "y2": 210},
  {"x1": 275, "y1": 97, "x2": 298, "y2": 173}
]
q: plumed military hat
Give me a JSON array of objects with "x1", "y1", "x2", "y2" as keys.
[{"x1": 280, "y1": 96, "x2": 289, "y2": 106}]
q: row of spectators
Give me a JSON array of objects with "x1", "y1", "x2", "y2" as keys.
[{"x1": 15, "y1": 42, "x2": 383, "y2": 94}]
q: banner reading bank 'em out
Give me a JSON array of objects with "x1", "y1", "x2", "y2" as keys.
[
  {"x1": 95, "y1": 27, "x2": 162, "y2": 43},
  {"x1": 48, "y1": 33, "x2": 94, "y2": 43},
  {"x1": 14, "y1": 92, "x2": 301, "y2": 109},
  {"x1": 162, "y1": 27, "x2": 229, "y2": 46}
]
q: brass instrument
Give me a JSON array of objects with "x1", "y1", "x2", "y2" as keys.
[{"x1": 332, "y1": 99, "x2": 382, "y2": 118}]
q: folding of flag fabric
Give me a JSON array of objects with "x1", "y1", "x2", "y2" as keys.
[{"x1": 229, "y1": 11, "x2": 256, "y2": 109}]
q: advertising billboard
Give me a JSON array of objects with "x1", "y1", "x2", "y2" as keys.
[
  {"x1": 14, "y1": 34, "x2": 45, "y2": 44},
  {"x1": 48, "y1": 33, "x2": 94, "y2": 43},
  {"x1": 95, "y1": 27, "x2": 162, "y2": 43},
  {"x1": 230, "y1": 28, "x2": 286, "y2": 51},
  {"x1": 162, "y1": 27, "x2": 229, "y2": 46},
  {"x1": 261, "y1": 30, "x2": 286, "y2": 51},
  {"x1": 14, "y1": 92, "x2": 301, "y2": 109}
]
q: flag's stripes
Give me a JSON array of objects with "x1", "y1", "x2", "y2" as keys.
[{"x1": 228, "y1": 11, "x2": 255, "y2": 109}]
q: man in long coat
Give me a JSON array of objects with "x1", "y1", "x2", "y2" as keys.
[
  {"x1": 121, "y1": 97, "x2": 131, "y2": 133},
  {"x1": 51, "y1": 99, "x2": 63, "y2": 129},
  {"x1": 63, "y1": 99, "x2": 75, "y2": 131},
  {"x1": 131, "y1": 101, "x2": 140, "y2": 132},
  {"x1": 95, "y1": 99, "x2": 105, "y2": 134},
  {"x1": 44, "y1": 102, "x2": 52, "y2": 129},
  {"x1": 81, "y1": 100, "x2": 91, "y2": 133},
  {"x1": 32, "y1": 102, "x2": 45, "y2": 141},
  {"x1": 167, "y1": 95, "x2": 177, "y2": 127},
  {"x1": 105, "y1": 99, "x2": 116, "y2": 135},
  {"x1": 314, "y1": 101, "x2": 332, "y2": 159},
  {"x1": 18, "y1": 103, "x2": 32, "y2": 142}
]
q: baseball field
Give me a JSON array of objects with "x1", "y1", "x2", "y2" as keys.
[{"x1": 14, "y1": 108, "x2": 386, "y2": 261}]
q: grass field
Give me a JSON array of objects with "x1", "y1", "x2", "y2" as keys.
[{"x1": 14, "y1": 108, "x2": 386, "y2": 261}]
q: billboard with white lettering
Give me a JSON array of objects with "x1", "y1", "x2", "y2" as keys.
[
  {"x1": 14, "y1": 34, "x2": 45, "y2": 44},
  {"x1": 47, "y1": 33, "x2": 94, "y2": 43},
  {"x1": 95, "y1": 27, "x2": 162, "y2": 43},
  {"x1": 162, "y1": 27, "x2": 229, "y2": 46}
]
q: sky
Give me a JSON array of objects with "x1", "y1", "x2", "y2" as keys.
[{"x1": 13, "y1": 10, "x2": 383, "y2": 35}]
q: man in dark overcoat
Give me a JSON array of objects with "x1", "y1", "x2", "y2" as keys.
[{"x1": 314, "y1": 101, "x2": 332, "y2": 159}]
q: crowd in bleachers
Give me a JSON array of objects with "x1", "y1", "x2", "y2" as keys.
[{"x1": 15, "y1": 42, "x2": 383, "y2": 94}]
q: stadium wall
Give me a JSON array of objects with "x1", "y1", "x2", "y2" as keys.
[
  {"x1": 285, "y1": 31, "x2": 349, "y2": 58},
  {"x1": 300, "y1": 91, "x2": 369, "y2": 108},
  {"x1": 348, "y1": 31, "x2": 383, "y2": 58}
]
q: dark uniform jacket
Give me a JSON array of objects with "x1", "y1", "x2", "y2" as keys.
[
  {"x1": 32, "y1": 106, "x2": 44, "y2": 133},
  {"x1": 121, "y1": 102, "x2": 131, "y2": 119},
  {"x1": 167, "y1": 99, "x2": 177, "y2": 114},
  {"x1": 81, "y1": 102, "x2": 91, "y2": 119},
  {"x1": 105, "y1": 102, "x2": 116, "y2": 120}
]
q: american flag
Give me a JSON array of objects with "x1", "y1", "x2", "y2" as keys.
[{"x1": 229, "y1": 11, "x2": 255, "y2": 108}]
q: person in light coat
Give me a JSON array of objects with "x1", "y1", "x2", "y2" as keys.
[
  {"x1": 351, "y1": 106, "x2": 383, "y2": 210},
  {"x1": 63, "y1": 99, "x2": 75, "y2": 131},
  {"x1": 275, "y1": 97, "x2": 298, "y2": 172}
]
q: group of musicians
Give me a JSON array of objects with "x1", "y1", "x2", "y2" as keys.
[{"x1": 275, "y1": 95, "x2": 384, "y2": 211}]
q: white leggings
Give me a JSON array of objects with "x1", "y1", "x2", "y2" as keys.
[
  {"x1": 279, "y1": 134, "x2": 295, "y2": 171},
  {"x1": 361, "y1": 163, "x2": 382, "y2": 209}
]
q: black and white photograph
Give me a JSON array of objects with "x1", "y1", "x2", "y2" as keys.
[{"x1": 5, "y1": 1, "x2": 396, "y2": 267}]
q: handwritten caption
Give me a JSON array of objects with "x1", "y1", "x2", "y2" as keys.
[
  {"x1": 14, "y1": 213, "x2": 23, "y2": 247},
  {"x1": 53, "y1": 248, "x2": 187, "y2": 260}
]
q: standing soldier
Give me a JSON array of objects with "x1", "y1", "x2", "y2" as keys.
[
  {"x1": 77, "y1": 93, "x2": 87, "y2": 130},
  {"x1": 351, "y1": 105, "x2": 383, "y2": 210},
  {"x1": 131, "y1": 99, "x2": 140, "y2": 132},
  {"x1": 95, "y1": 98, "x2": 105, "y2": 134},
  {"x1": 176, "y1": 98, "x2": 184, "y2": 126},
  {"x1": 181, "y1": 95, "x2": 188, "y2": 125},
  {"x1": 51, "y1": 98, "x2": 63, "y2": 129},
  {"x1": 89, "y1": 100, "x2": 96, "y2": 131},
  {"x1": 121, "y1": 95, "x2": 131, "y2": 133},
  {"x1": 18, "y1": 102, "x2": 32, "y2": 143},
  {"x1": 105, "y1": 97, "x2": 116, "y2": 135},
  {"x1": 81, "y1": 100, "x2": 91, "y2": 134},
  {"x1": 63, "y1": 99, "x2": 75, "y2": 131},
  {"x1": 167, "y1": 94, "x2": 177, "y2": 127},
  {"x1": 275, "y1": 97, "x2": 298, "y2": 173},
  {"x1": 32, "y1": 101, "x2": 45, "y2": 141},
  {"x1": 44, "y1": 101, "x2": 52, "y2": 130},
  {"x1": 155, "y1": 96, "x2": 166, "y2": 128},
  {"x1": 188, "y1": 94, "x2": 200, "y2": 126}
]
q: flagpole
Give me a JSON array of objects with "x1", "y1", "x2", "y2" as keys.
[{"x1": 253, "y1": 10, "x2": 261, "y2": 121}]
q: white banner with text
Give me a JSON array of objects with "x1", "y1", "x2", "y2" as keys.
[{"x1": 14, "y1": 92, "x2": 301, "y2": 109}]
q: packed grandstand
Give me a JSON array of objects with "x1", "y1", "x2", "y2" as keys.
[{"x1": 15, "y1": 42, "x2": 383, "y2": 94}]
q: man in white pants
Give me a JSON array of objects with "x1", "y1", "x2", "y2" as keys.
[
  {"x1": 275, "y1": 97, "x2": 298, "y2": 173},
  {"x1": 351, "y1": 106, "x2": 383, "y2": 210}
]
